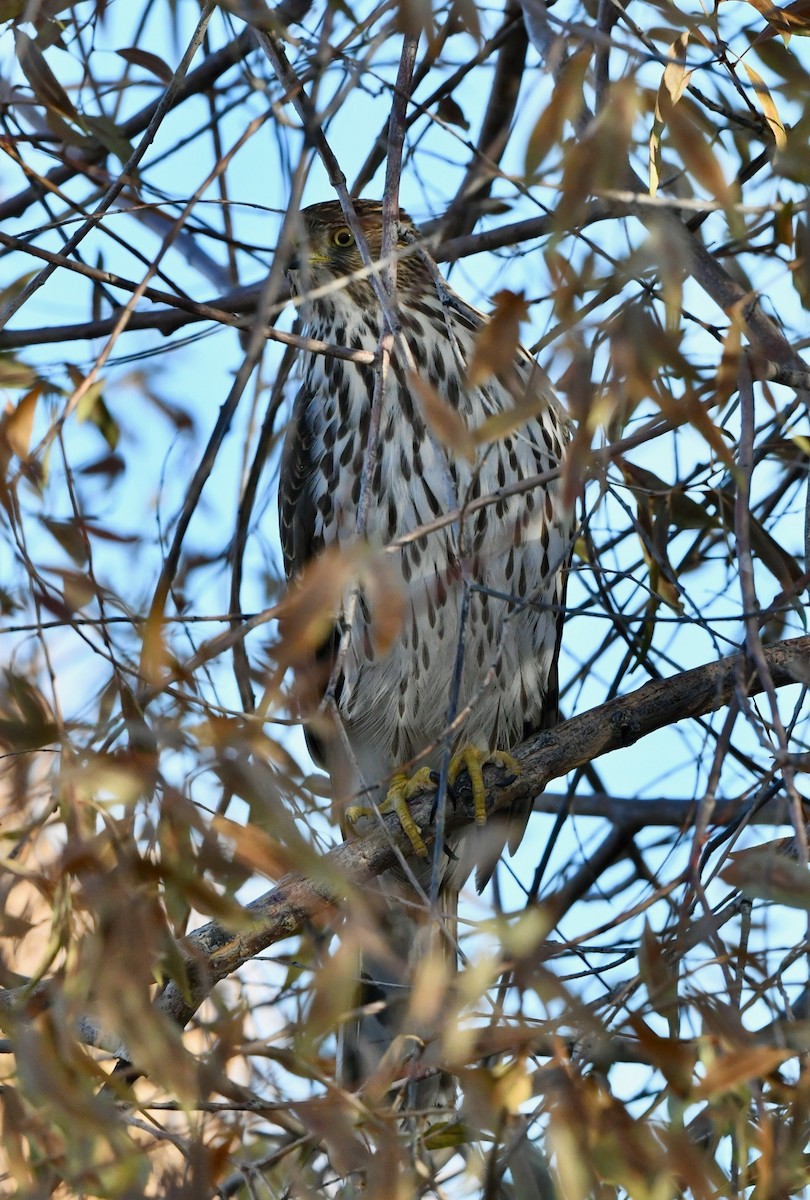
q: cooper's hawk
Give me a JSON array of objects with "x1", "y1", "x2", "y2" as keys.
[{"x1": 279, "y1": 199, "x2": 572, "y2": 1100}]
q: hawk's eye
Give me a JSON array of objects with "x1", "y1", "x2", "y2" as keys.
[{"x1": 331, "y1": 227, "x2": 354, "y2": 248}]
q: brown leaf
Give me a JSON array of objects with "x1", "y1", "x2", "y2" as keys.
[
  {"x1": 0, "y1": 270, "x2": 37, "y2": 311},
  {"x1": 747, "y1": 0, "x2": 810, "y2": 42},
  {"x1": 467, "y1": 290, "x2": 530, "y2": 387},
  {"x1": 694, "y1": 1045, "x2": 791, "y2": 1098},
  {"x1": 717, "y1": 491, "x2": 803, "y2": 588},
  {"x1": 395, "y1": 0, "x2": 434, "y2": 37},
  {"x1": 294, "y1": 1096, "x2": 370, "y2": 1177},
  {"x1": 471, "y1": 362, "x2": 558, "y2": 447},
  {"x1": 448, "y1": 0, "x2": 481, "y2": 40},
  {"x1": 637, "y1": 919, "x2": 679, "y2": 1014},
  {"x1": 721, "y1": 842, "x2": 810, "y2": 909},
  {"x1": 667, "y1": 100, "x2": 737, "y2": 210},
  {"x1": 213, "y1": 816, "x2": 293, "y2": 881},
  {"x1": 792, "y1": 218, "x2": 810, "y2": 310},
  {"x1": 48, "y1": 568, "x2": 97, "y2": 611},
  {"x1": 363, "y1": 556, "x2": 405, "y2": 654},
  {"x1": 436, "y1": 96, "x2": 469, "y2": 130},
  {"x1": 410, "y1": 371, "x2": 476, "y2": 461},
  {"x1": 628, "y1": 1015, "x2": 695, "y2": 1094},
  {"x1": 39, "y1": 516, "x2": 88, "y2": 565},
  {"x1": 115, "y1": 46, "x2": 174, "y2": 83},
  {"x1": 525, "y1": 48, "x2": 592, "y2": 175},
  {"x1": 277, "y1": 544, "x2": 365, "y2": 663},
  {"x1": 558, "y1": 78, "x2": 638, "y2": 228},
  {"x1": 4, "y1": 387, "x2": 40, "y2": 460}
]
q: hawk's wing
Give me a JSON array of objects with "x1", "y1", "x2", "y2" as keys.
[
  {"x1": 279, "y1": 382, "x2": 319, "y2": 579},
  {"x1": 278, "y1": 382, "x2": 339, "y2": 772}
]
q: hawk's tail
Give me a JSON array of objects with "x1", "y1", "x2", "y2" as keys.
[{"x1": 338, "y1": 872, "x2": 458, "y2": 1115}]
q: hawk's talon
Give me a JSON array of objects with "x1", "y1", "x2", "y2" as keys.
[
  {"x1": 448, "y1": 747, "x2": 521, "y2": 828},
  {"x1": 344, "y1": 769, "x2": 433, "y2": 858},
  {"x1": 382, "y1": 769, "x2": 433, "y2": 858},
  {"x1": 344, "y1": 802, "x2": 375, "y2": 831}
]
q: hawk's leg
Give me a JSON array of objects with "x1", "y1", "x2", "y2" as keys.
[
  {"x1": 344, "y1": 749, "x2": 520, "y2": 858},
  {"x1": 345, "y1": 767, "x2": 435, "y2": 858},
  {"x1": 448, "y1": 747, "x2": 520, "y2": 828}
]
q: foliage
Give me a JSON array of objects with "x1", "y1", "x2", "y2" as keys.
[{"x1": 1, "y1": 0, "x2": 810, "y2": 1196}]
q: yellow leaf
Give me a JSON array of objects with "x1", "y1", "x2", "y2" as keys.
[
  {"x1": 0, "y1": 357, "x2": 37, "y2": 389},
  {"x1": 742, "y1": 61, "x2": 787, "y2": 147},
  {"x1": 774, "y1": 199, "x2": 794, "y2": 248},
  {"x1": 141, "y1": 614, "x2": 170, "y2": 684},
  {"x1": 650, "y1": 35, "x2": 693, "y2": 197},
  {"x1": 5, "y1": 387, "x2": 40, "y2": 459},
  {"x1": 410, "y1": 947, "x2": 452, "y2": 1026},
  {"x1": 661, "y1": 32, "x2": 692, "y2": 107},
  {"x1": 472, "y1": 367, "x2": 556, "y2": 446},
  {"x1": 492, "y1": 1057, "x2": 532, "y2": 1113}
]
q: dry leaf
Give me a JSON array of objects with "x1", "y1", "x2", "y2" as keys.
[
  {"x1": 4, "y1": 388, "x2": 40, "y2": 460},
  {"x1": 694, "y1": 1045, "x2": 791, "y2": 1097},
  {"x1": 410, "y1": 371, "x2": 476, "y2": 461},
  {"x1": 650, "y1": 33, "x2": 692, "y2": 196},
  {"x1": 525, "y1": 47, "x2": 592, "y2": 175},
  {"x1": 721, "y1": 842, "x2": 810, "y2": 909},
  {"x1": 213, "y1": 815, "x2": 292, "y2": 881},
  {"x1": 467, "y1": 290, "x2": 530, "y2": 387},
  {"x1": 742, "y1": 61, "x2": 787, "y2": 146},
  {"x1": 277, "y1": 544, "x2": 365, "y2": 663}
]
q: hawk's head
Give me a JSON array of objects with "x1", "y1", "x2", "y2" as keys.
[{"x1": 288, "y1": 199, "x2": 427, "y2": 305}]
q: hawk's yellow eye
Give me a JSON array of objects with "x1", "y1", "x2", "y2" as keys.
[{"x1": 331, "y1": 227, "x2": 354, "y2": 248}]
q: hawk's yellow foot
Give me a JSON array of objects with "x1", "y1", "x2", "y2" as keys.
[
  {"x1": 448, "y1": 748, "x2": 520, "y2": 828},
  {"x1": 344, "y1": 767, "x2": 435, "y2": 858}
]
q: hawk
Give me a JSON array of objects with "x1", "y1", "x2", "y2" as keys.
[{"x1": 279, "y1": 199, "x2": 572, "y2": 1097}]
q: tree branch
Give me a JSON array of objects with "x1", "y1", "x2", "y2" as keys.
[
  {"x1": 0, "y1": 0, "x2": 315, "y2": 228},
  {"x1": 1, "y1": 635, "x2": 807, "y2": 1053},
  {"x1": 150, "y1": 634, "x2": 809, "y2": 1030}
]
